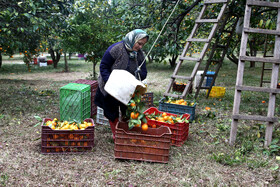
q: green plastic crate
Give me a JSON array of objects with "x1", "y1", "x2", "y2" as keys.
[{"x1": 60, "y1": 83, "x2": 91, "y2": 122}]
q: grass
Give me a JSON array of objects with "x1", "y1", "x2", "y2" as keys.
[{"x1": 0, "y1": 55, "x2": 280, "y2": 186}]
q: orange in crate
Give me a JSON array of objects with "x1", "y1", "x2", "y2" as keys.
[
  {"x1": 41, "y1": 118, "x2": 95, "y2": 154},
  {"x1": 143, "y1": 107, "x2": 190, "y2": 147}
]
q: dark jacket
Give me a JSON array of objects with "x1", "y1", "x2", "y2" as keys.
[{"x1": 94, "y1": 41, "x2": 147, "y2": 121}]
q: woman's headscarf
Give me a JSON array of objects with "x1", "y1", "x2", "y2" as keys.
[{"x1": 123, "y1": 29, "x2": 149, "y2": 59}]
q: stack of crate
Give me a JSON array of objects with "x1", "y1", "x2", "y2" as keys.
[{"x1": 73, "y1": 79, "x2": 98, "y2": 117}]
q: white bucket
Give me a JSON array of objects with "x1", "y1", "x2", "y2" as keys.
[
  {"x1": 194, "y1": 71, "x2": 206, "y2": 89},
  {"x1": 104, "y1": 70, "x2": 146, "y2": 105}
]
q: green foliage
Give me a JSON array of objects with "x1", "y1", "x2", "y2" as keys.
[
  {"x1": 0, "y1": 0, "x2": 73, "y2": 62},
  {"x1": 263, "y1": 139, "x2": 280, "y2": 156}
]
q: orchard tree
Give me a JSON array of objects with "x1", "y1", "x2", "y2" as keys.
[
  {"x1": 0, "y1": 0, "x2": 74, "y2": 69},
  {"x1": 62, "y1": 0, "x2": 119, "y2": 79},
  {"x1": 112, "y1": 0, "x2": 203, "y2": 67}
]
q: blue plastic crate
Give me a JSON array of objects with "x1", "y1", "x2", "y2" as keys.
[
  {"x1": 158, "y1": 98, "x2": 196, "y2": 121},
  {"x1": 206, "y1": 71, "x2": 215, "y2": 87}
]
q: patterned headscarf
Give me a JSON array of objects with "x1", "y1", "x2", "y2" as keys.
[{"x1": 123, "y1": 29, "x2": 149, "y2": 59}]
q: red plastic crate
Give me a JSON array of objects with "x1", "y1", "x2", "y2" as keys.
[
  {"x1": 114, "y1": 121, "x2": 172, "y2": 163},
  {"x1": 47, "y1": 60, "x2": 53, "y2": 65},
  {"x1": 73, "y1": 79, "x2": 98, "y2": 117},
  {"x1": 41, "y1": 118, "x2": 95, "y2": 154},
  {"x1": 143, "y1": 107, "x2": 190, "y2": 146}
]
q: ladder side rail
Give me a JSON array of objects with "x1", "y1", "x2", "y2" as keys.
[
  {"x1": 230, "y1": 3, "x2": 251, "y2": 145},
  {"x1": 265, "y1": 6, "x2": 280, "y2": 147},
  {"x1": 206, "y1": 16, "x2": 239, "y2": 97}
]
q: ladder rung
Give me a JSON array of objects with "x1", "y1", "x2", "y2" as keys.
[
  {"x1": 236, "y1": 85, "x2": 280, "y2": 94},
  {"x1": 264, "y1": 68, "x2": 272, "y2": 71},
  {"x1": 247, "y1": 0, "x2": 280, "y2": 8},
  {"x1": 187, "y1": 38, "x2": 210, "y2": 42},
  {"x1": 196, "y1": 19, "x2": 219, "y2": 23},
  {"x1": 240, "y1": 56, "x2": 280, "y2": 63},
  {"x1": 232, "y1": 114, "x2": 278, "y2": 122},
  {"x1": 179, "y1": 56, "x2": 201, "y2": 61},
  {"x1": 163, "y1": 93, "x2": 182, "y2": 98},
  {"x1": 204, "y1": 0, "x2": 228, "y2": 4},
  {"x1": 262, "y1": 80, "x2": 271, "y2": 83},
  {"x1": 243, "y1": 27, "x2": 280, "y2": 36},
  {"x1": 206, "y1": 74, "x2": 215, "y2": 77},
  {"x1": 171, "y1": 75, "x2": 192, "y2": 80}
]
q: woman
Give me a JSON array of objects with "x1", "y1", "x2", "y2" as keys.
[{"x1": 94, "y1": 29, "x2": 149, "y2": 139}]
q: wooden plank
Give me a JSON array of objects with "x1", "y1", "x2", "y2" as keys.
[
  {"x1": 232, "y1": 114, "x2": 278, "y2": 122},
  {"x1": 163, "y1": 92, "x2": 181, "y2": 98},
  {"x1": 243, "y1": 27, "x2": 280, "y2": 35},
  {"x1": 171, "y1": 75, "x2": 192, "y2": 80},
  {"x1": 187, "y1": 38, "x2": 210, "y2": 42},
  {"x1": 230, "y1": 4, "x2": 251, "y2": 145},
  {"x1": 247, "y1": 0, "x2": 280, "y2": 8},
  {"x1": 240, "y1": 56, "x2": 280, "y2": 63},
  {"x1": 204, "y1": 0, "x2": 228, "y2": 4},
  {"x1": 196, "y1": 19, "x2": 219, "y2": 23},
  {"x1": 179, "y1": 56, "x2": 201, "y2": 61},
  {"x1": 236, "y1": 85, "x2": 280, "y2": 94}
]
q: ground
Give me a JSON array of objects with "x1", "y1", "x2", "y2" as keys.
[{"x1": 0, "y1": 58, "x2": 279, "y2": 186}]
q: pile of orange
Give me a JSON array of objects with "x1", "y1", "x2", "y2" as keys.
[
  {"x1": 145, "y1": 112, "x2": 189, "y2": 125},
  {"x1": 127, "y1": 90, "x2": 148, "y2": 131},
  {"x1": 166, "y1": 98, "x2": 195, "y2": 106},
  {"x1": 44, "y1": 118, "x2": 93, "y2": 130}
]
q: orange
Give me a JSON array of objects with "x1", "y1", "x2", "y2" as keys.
[
  {"x1": 130, "y1": 102, "x2": 136, "y2": 107},
  {"x1": 130, "y1": 112, "x2": 136, "y2": 119},
  {"x1": 135, "y1": 124, "x2": 140, "y2": 127},
  {"x1": 131, "y1": 139, "x2": 137, "y2": 143},
  {"x1": 158, "y1": 117, "x2": 165, "y2": 122},
  {"x1": 142, "y1": 123, "x2": 148, "y2": 131},
  {"x1": 152, "y1": 124, "x2": 157, "y2": 128},
  {"x1": 162, "y1": 112, "x2": 167, "y2": 117},
  {"x1": 53, "y1": 134, "x2": 59, "y2": 139},
  {"x1": 135, "y1": 112, "x2": 139, "y2": 119},
  {"x1": 163, "y1": 116, "x2": 169, "y2": 121}
]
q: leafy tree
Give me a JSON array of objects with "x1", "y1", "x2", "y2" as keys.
[
  {"x1": 0, "y1": 0, "x2": 73, "y2": 69},
  {"x1": 62, "y1": 0, "x2": 120, "y2": 79},
  {"x1": 112, "y1": 0, "x2": 203, "y2": 67}
]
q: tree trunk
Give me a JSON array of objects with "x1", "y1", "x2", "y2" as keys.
[
  {"x1": 169, "y1": 54, "x2": 178, "y2": 68},
  {"x1": 64, "y1": 52, "x2": 69, "y2": 72},
  {"x1": 93, "y1": 61, "x2": 98, "y2": 80},
  {"x1": 49, "y1": 49, "x2": 61, "y2": 68},
  {"x1": 69, "y1": 53, "x2": 72, "y2": 60},
  {"x1": 249, "y1": 40, "x2": 257, "y2": 68},
  {"x1": 147, "y1": 55, "x2": 154, "y2": 64},
  {"x1": 0, "y1": 52, "x2": 2, "y2": 69}
]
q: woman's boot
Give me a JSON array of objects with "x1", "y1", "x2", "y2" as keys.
[{"x1": 109, "y1": 118, "x2": 118, "y2": 140}]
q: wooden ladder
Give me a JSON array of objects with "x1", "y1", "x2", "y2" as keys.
[
  {"x1": 230, "y1": 0, "x2": 280, "y2": 147},
  {"x1": 195, "y1": 9, "x2": 238, "y2": 98},
  {"x1": 164, "y1": 0, "x2": 229, "y2": 99}
]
